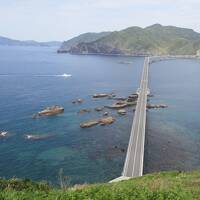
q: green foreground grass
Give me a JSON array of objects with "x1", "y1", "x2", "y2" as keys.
[{"x1": 0, "y1": 171, "x2": 199, "y2": 200}]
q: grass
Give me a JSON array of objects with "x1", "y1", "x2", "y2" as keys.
[{"x1": 0, "y1": 170, "x2": 199, "y2": 200}]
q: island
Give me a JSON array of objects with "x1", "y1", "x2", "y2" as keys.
[{"x1": 58, "y1": 24, "x2": 200, "y2": 56}]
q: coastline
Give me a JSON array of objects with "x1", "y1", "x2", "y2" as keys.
[
  {"x1": 57, "y1": 50, "x2": 200, "y2": 59},
  {"x1": 57, "y1": 50, "x2": 149, "y2": 57}
]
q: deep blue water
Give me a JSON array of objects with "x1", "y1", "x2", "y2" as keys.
[
  {"x1": 0, "y1": 46, "x2": 143, "y2": 184},
  {"x1": 145, "y1": 59, "x2": 200, "y2": 172},
  {"x1": 0, "y1": 46, "x2": 200, "y2": 185}
]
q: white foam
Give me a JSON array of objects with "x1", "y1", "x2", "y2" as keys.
[
  {"x1": 57, "y1": 73, "x2": 72, "y2": 77},
  {"x1": 0, "y1": 131, "x2": 8, "y2": 137}
]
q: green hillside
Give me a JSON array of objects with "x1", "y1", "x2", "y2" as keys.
[
  {"x1": 0, "y1": 171, "x2": 200, "y2": 200},
  {"x1": 58, "y1": 32, "x2": 110, "y2": 53},
  {"x1": 0, "y1": 36, "x2": 61, "y2": 47},
  {"x1": 59, "y1": 24, "x2": 200, "y2": 55}
]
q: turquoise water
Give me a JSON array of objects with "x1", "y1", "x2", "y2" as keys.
[
  {"x1": 0, "y1": 46, "x2": 142, "y2": 184},
  {"x1": 0, "y1": 46, "x2": 199, "y2": 185}
]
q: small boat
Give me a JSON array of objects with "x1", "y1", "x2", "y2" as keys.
[
  {"x1": 26, "y1": 135, "x2": 34, "y2": 139},
  {"x1": 61, "y1": 73, "x2": 72, "y2": 77},
  {"x1": 0, "y1": 131, "x2": 8, "y2": 137}
]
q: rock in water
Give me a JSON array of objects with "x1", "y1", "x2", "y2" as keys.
[
  {"x1": 103, "y1": 112, "x2": 109, "y2": 116},
  {"x1": 99, "y1": 117, "x2": 115, "y2": 125},
  {"x1": 93, "y1": 93, "x2": 109, "y2": 98},
  {"x1": 78, "y1": 109, "x2": 91, "y2": 114},
  {"x1": 72, "y1": 99, "x2": 84, "y2": 104},
  {"x1": 105, "y1": 101, "x2": 128, "y2": 109},
  {"x1": 77, "y1": 99, "x2": 84, "y2": 103},
  {"x1": 37, "y1": 105, "x2": 64, "y2": 116},
  {"x1": 95, "y1": 107, "x2": 104, "y2": 111},
  {"x1": 118, "y1": 109, "x2": 127, "y2": 115},
  {"x1": 80, "y1": 116, "x2": 115, "y2": 128},
  {"x1": 147, "y1": 104, "x2": 168, "y2": 109},
  {"x1": 80, "y1": 120, "x2": 99, "y2": 128}
]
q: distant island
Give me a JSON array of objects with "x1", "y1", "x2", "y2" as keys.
[
  {"x1": 58, "y1": 24, "x2": 200, "y2": 56},
  {"x1": 0, "y1": 36, "x2": 61, "y2": 47}
]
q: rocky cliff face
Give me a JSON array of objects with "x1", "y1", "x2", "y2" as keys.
[{"x1": 69, "y1": 42, "x2": 126, "y2": 55}]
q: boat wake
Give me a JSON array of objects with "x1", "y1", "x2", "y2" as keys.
[
  {"x1": 55, "y1": 73, "x2": 72, "y2": 77},
  {"x1": 0, "y1": 73, "x2": 72, "y2": 78}
]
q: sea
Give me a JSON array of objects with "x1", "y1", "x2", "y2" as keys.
[{"x1": 0, "y1": 46, "x2": 199, "y2": 185}]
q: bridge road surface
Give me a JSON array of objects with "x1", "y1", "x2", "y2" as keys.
[{"x1": 122, "y1": 57, "x2": 149, "y2": 177}]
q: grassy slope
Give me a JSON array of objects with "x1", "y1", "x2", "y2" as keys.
[{"x1": 0, "y1": 171, "x2": 199, "y2": 200}]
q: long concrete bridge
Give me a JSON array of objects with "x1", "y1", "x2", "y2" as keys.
[
  {"x1": 110, "y1": 57, "x2": 150, "y2": 182},
  {"x1": 122, "y1": 57, "x2": 149, "y2": 177},
  {"x1": 110, "y1": 55, "x2": 200, "y2": 183}
]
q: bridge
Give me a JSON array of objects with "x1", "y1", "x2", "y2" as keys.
[
  {"x1": 122, "y1": 57, "x2": 149, "y2": 177},
  {"x1": 110, "y1": 57, "x2": 150, "y2": 182},
  {"x1": 110, "y1": 54, "x2": 200, "y2": 183}
]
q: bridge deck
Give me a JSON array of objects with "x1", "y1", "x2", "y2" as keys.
[{"x1": 122, "y1": 57, "x2": 149, "y2": 177}]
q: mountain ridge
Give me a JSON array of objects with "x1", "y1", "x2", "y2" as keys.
[
  {"x1": 0, "y1": 36, "x2": 61, "y2": 47},
  {"x1": 57, "y1": 32, "x2": 111, "y2": 53},
  {"x1": 58, "y1": 24, "x2": 200, "y2": 55}
]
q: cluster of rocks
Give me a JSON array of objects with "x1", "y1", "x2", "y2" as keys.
[
  {"x1": 77, "y1": 92, "x2": 168, "y2": 128},
  {"x1": 77, "y1": 92, "x2": 139, "y2": 127},
  {"x1": 30, "y1": 91, "x2": 167, "y2": 132},
  {"x1": 78, "y1": 107, "x2": 108, "y2": 116},
  {"x1": 105, "y1": 94, "x2": 138, "y2": 109},
  {"x1": 80, "y1": 117, "x2": 115, "y2": 128}
]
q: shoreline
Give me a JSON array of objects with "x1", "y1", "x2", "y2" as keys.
[{"x1": 57, "y1": 51, "x2": 200, "y2": 59}]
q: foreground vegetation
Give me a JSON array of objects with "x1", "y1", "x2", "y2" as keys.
[{"x1": 0, "y1": 171, "x2": 199, "y2": 200}]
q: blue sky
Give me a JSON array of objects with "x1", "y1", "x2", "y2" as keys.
[{"x1": 0, "y1": 0, "x2": 200, "y2": 41}]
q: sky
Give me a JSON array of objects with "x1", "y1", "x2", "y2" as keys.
[{"x1": 0, "y1": 0, "x2": 200, "y2": 42}]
